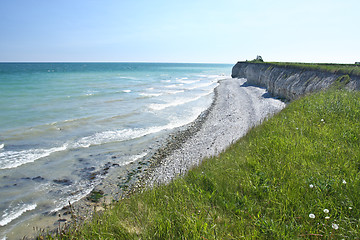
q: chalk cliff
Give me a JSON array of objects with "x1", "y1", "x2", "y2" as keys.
[{"x1": 231, "y1": 62, "x2": 360, "y2": 101}]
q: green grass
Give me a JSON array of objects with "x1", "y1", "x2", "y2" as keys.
[
  {"x1": 48, "y1": 89, "x2": 360, "y2": 239},
  {"x1": 259, "y1": 61, "x2": 360, "y2": 76}
]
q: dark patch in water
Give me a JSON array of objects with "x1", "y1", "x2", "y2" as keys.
[
  {"x1": 53, "y1": 178, "x2": 73, "y2": 186},
  {"x1": 83, "y1": 167, "x2": 96, "y2": 172},
  {"x1": 32, "y1": 176, "x2": 45, "y2": 181},
  {"x1": 75, "y1": 166, "x2": 99, "y2": 181}
]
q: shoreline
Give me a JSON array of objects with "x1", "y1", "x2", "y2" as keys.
[
  {"x1": 130, "y1": 80, "x2": 219, "y2": 193},
  {"x1": 5, "y1": 80, "x2": 219, "y2": 240},
  {"x1": 141, "y1": 78, "x2": 286, "y2": 188},
  {"x1": 7, "y1": 78, "x2": 286, "y2": 239}
]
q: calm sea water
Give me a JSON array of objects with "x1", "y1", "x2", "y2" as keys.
[{"x1": 0, "y1": 62, "x2": 232, "y2": 237}]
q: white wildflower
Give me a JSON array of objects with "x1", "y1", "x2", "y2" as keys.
[
  {"x1": 325, "y1": 216, "x2": 330, "y2": 220},
  {"x1": 342, "y1": 179, "x2": 347, "y2": 184},
  {"x1": 332, "y1": 223, "x2": 339, "y2": 230},
  {"x1": 309, "y1": 213, "x2": 315, "y2": 219},
  {"x1": 309, "y1": 184, "x2": 314, "y2": 188},
  {"x1": 349, "y1": 207, "x2": 352, "y2": 210},
  {"x1": 323, "y1": 209, "x2": 329, "y2": 214},
  {"x1": 321, "y1": 119, "x2": 324, "y2": 122}
]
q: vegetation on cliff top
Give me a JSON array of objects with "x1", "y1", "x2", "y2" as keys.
[
  {"x1": 244, "y1": 58, "x2": 360, "y2": 76},
  {"x1": 46, "y1": 87, "x2": 360, "y2": 239}
]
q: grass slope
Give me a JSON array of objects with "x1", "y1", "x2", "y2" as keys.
[{"x1": 50, "y1": 89, "x2": 360, "y2": 239}]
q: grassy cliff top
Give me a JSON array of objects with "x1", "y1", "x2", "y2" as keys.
[{"x1": 241, "y1": 60, "x2": 360, "y2": 76}]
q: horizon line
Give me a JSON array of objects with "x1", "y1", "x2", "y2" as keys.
[{"x1": 0, "y1": 61, "x2": 234, "y2": 64}]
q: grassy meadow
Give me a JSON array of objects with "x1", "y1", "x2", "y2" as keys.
[{"x1": 46, "y1": 86, "x2": 360, "y2": 239}]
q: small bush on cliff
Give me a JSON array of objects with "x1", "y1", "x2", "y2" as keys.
[
  {"x1": 332, "y1": 74, "x2": 351, "y2": 89},
  {"x1": 256, "y1": 55, "x2": 263, "y2": 62},
  {"x1": 247, "y1": 55, "x2": 264, "y2": 63}
]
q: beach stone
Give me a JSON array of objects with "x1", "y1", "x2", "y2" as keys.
[
  {"x1": 53, "y1": 178, "x2": 72, "y2": 186},
  {"x1": 32, "y1": 176, "x2": 45, "y2": 181},
  {"x1": 88, "y1": 172, "x2": 98, "y2": 180},
  {"x1": 62, "y1": 211, "x2": 72, "y2": 216},
  {"x1": 83, "y1": 167, "x2": 96, "y2": 171}
]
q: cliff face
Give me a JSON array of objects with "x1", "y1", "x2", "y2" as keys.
[{"x1": 231, "y1": 62, "x2": 360, "y2": 100}]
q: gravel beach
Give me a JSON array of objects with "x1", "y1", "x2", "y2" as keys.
[{"x1": 143, "y1": 77, "x2": 286, "y2": 187}]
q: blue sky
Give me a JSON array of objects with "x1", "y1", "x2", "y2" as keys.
[{"x1": 0, "y1": 0, "x2": 359, "y2": 63}]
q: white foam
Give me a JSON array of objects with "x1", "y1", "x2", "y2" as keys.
[
  {"x1": 83, "y1": 90, "x2": 99, "y2": 96},
  {"x1": 0, "y1": 119, "x2": 191, "y2": 169},
  {"x1": 74, "y1": 126, "x2": 164, "y2": 148},
  {"x1": 74, "y1": 128, "x2": 146, "y2": 148},
  {"x1": 117, "y1": 76, "x2": 137, "y2": 80},
  {"x1": 164, "y1": 90, "x2": 184, "y2": 95},
  {"x1": 164, "y1": 84, "x2": 183, "y2": 88},
  {"x1": 0, "y1": 144, "x2": 4, "y2": 150},
  {"x1": 121, "y1": 152, "x2": 148, "y2": 166},
  {"x1": 0, "y1": 203, "x2": 37, "y2": 227},
  {"x1": 73, "y1": 110, "x2": 205, "y2": 149},
  {"x1": 51, "y1": 117, "x2": 93, "y2": 128},
  {"x1": 166, "y1": 106, "x2": 205, "y2": 129},
  {"x1": 51, "y1": 183, "x2": 94, "y2": 213},
  {"x1": 0, "y1": 144, "x2": 68, "y2": 170},
  {"x1": 198, "y1": 74, "x2": 228, "y2": 79},
  {"x1": 122, "y1": 90, "x2": 131, "y2": 93},
  {"x1": 148, "y1": 91, "x2": 212, "y2": 111},
  {"x1": 139, "y1": 92, "x2": 163, "y2": 97},
  {"x1": 177, "y1": 79, "x2": 200, "y2": 84},
  {"x1": 187, "y1": 81, "x2": 218, "y2": 90}
]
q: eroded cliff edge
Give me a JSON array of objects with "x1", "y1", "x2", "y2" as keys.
[{"x1": 232, "y1": 62, "x2": 360, "y2": 101}]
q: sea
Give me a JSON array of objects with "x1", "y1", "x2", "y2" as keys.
[{"x1": 0, "y1": 62, "x2": 232, "y2": 238}]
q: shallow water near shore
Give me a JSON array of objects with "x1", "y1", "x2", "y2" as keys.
[{"x1": 0, "y1": 62, "x2": 232, "y2": 239}]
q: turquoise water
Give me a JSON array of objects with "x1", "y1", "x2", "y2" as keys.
[{"x1": 0, "y1": 62, "x2": 232, "y2": 236}]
